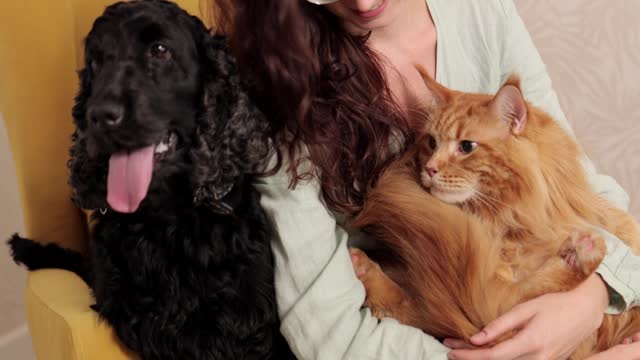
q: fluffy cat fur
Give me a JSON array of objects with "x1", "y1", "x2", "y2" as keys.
[{"x1": 350, "y1": 67, "x2": 640, "y2": 358}]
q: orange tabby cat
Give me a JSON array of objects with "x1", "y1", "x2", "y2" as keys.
[{"x1": 350, "y1": 68, "x2": 640, "y2": 358}]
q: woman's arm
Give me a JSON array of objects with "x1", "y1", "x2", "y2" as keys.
[{"x1": 254, "y1": 157, "x2": 450, "y2": 360}]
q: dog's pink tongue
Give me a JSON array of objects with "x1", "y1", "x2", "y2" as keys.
[{"x1": 107, "y1": 146, "x2": 154, "y2": 213}]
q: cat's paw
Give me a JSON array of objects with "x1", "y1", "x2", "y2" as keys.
[
  {"x1": 349, "y1": 248, "x2": 380, "y2": 280},
  {"x1": 558, "y1": 230, "x2": 606, "y2": 276},
  {"x1": 495, "y1": 263, "x2": 516, "y2": 283},
  {"x1": 370, "y1": 307, "x2": 396, "y2": 320},
  {"x1": 349, "y1": 248, "x2": 406, "y2": 320}
]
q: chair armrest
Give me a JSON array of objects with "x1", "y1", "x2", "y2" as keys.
[{"x1": 24, "y1": 269, "x2": 136, "y2": 360}]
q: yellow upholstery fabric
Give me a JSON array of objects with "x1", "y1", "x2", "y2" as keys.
[
  {"x1": 25, "y1": 270, "x2": 135, "y2": 360},
  {"x1": 0, "y1": 1, "x2": 90, "y2": 253},
  {"x1": 0, "y1": 1, "x2": 206, "y2": 358}
]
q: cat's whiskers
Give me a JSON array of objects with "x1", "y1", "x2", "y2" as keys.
[
  {"x1": 402, "y1": 107, "x2": 429, "y2": 117},
  {"x1": 465, "y1": 187, "x2": 505, "y2": 215},
  {"x1": 469, "y1": 193, "x2": 499, "y2": 215},
  {"x1": 474, "y1": 189, "x2": 510, "y2": 209},
  {"x1": 402, "y1": 107, "x2": 435, "y2": 125}
]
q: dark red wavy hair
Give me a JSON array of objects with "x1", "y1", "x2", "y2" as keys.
[{"x1": 206, "y1": 0, "x2": 411, "y2": 215}]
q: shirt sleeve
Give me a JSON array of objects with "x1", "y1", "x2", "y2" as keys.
[
  {"x1": 253, "y1": 160, "x2": 450, "y2": 360},
  {"x1": 498, "y1": 0, "x2": 639, "y2": 313}
]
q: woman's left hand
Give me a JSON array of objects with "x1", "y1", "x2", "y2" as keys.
[
  {"x1": 446, "y1": 273, "x2": 609, "y2": 360},
  {"x1": 583, "y1": 340, "x2": 640, "y2": 360}
]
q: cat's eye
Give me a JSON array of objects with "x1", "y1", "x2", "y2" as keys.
[
  {"x1": 149, "y1": 43, "x2": 172, "y2": 60},
  {"x1": 459, "y1": 140, "x2": 477, "y2": 154},
  {"x1": 428, "y1": 136, "x2": 437, "y2": 150}
]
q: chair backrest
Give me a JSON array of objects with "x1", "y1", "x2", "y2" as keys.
[{"x1": 0, "y1": 0, "x2": 204, "y2": 251}]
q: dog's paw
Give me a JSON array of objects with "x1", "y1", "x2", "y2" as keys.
[{"x1": 559, "y1": 230, "x2": 606, "y2": 276}]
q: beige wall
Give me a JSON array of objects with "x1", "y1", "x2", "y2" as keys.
[
  {"x1": 0, "y1": 1, "x2": 637, "y2": 359},
  {"x1": 516, "y1": 0, "x2": 640, "y2": 219},
  {"x1": 0, "y1": 114, "x2": 33, "y2": 359}
]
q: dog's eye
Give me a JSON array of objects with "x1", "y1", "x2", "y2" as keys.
[
  {"x1": 149, "y1": 43, "x2": 172, "y2": 60},
  {"x1": 89, "y1": 59, "x2": 100, "y2": 73}
]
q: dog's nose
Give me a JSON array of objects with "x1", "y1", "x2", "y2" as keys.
[{"x1": 89, "y1": 103, "x2": 124, "y2": 128}]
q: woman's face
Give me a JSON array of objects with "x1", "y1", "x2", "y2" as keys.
[{"x1": 321, "y1": 0, "x2": 403, "y2": 34}]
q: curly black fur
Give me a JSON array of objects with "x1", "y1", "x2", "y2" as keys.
[{"x1": 8, "y1": 1, "x2": 292, "y2": 359}]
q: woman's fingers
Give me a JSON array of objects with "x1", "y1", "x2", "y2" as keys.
[
  {"x1": 586, "y1": 342, "x2": 640, "y2": 360},
  {"x1": 448, "y1": 332, "x2": 529, "y2": 360},
  {"x1": 621, "y1": 331, "x2": 640, "y2": 344},
  {"x1": 469, "y1": 303, "x2": 535, "y2": 346},
  {"x1": 443, "y1": 338, "x2": 477, "y2": 350}
]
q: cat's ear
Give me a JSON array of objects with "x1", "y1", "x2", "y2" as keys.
[
  {"x1": 416, "y1": 65, "x2": 452, "y2": 106},
  {"x1": 490, "y1": 75, "x2": 527, "y2": 135}
]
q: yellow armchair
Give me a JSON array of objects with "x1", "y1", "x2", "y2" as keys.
[{"x1": 0, "y1": 1, "x2": 208, "y2": 359}]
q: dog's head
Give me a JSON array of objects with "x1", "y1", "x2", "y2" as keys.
[{"x1": 69, "y1": 0, "x2": 270, "y2": 214}]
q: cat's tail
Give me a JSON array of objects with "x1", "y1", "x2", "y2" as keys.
[
  {"x1": 7, "y1": 234, "x2": 90, "y2": 284},
  {"x1": 352, "y1": 158, "x2": 516, "y2": 340}
]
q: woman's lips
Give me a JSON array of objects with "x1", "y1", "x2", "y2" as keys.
[{"x1": 353, "y1": 0, "x2": 388, "y2": 19}]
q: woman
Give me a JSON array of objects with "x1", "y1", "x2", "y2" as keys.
[{"x1": 209, "y1": 0, "x2": 640, "y2": 358}]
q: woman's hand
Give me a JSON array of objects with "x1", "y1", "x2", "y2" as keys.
[
  {"x1": 584, "y1": 341, "x2": 640, "y2": 360},
  {"x1": 446, "y1": 273, "x2": 609, "y2": 360}
]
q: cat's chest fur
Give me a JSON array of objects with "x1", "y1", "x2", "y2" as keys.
[{"x1": 467, "y1": 210, "x2": 559, "y2": 282}]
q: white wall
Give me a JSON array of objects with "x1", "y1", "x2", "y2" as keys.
[{"x1": 0, "y1": 113, "x2": 34, "y2": 359}]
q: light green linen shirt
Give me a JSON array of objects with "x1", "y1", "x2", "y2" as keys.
[{"x1": 254, "y1": 0, "x2": 638, "y2": 359}]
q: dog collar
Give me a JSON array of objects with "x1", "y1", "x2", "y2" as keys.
[
  {"x1": 209, "y1": 182, "x2": 235, "y2": 215},
  {"x1": 193, "y1": 181, "x2": 236, "y2": 215}
]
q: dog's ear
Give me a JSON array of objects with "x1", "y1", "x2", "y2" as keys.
[
  {"x1": 190, "y1": 35, "x2": 271, "y2": 213},
  {"x1": 71, "y1": 58, "x2": 92, "y2": 131},
  {"x1": 67, "y1": 55, "x2": 109, "y2": 210}
]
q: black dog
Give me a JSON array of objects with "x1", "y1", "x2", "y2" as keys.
[{"x1": 8, "y1": 1, "x2": 292, "y2": 359}]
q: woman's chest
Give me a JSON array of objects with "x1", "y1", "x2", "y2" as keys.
[{"x1": 378, "y1": 35, "x2": 438, "y2": 110}]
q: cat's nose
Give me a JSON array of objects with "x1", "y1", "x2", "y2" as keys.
[{"x1": 426, "y1": 167, "x2": 438, "y2": 177}]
